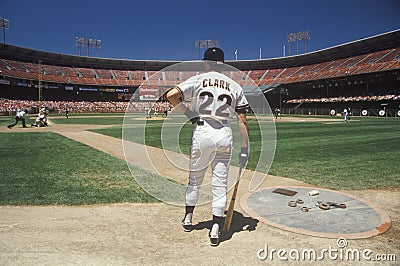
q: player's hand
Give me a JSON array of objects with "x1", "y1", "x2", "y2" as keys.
[
  {"x1": 184, "y1": 109, "x2": 200, "y2": 124},
  {"x1": 238, "y1": 147, "x2": 248, "y2": 167}
]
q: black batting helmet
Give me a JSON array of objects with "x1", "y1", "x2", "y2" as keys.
[{"x1": 203, "y1": 47, "x2": 224, "y2": 63}]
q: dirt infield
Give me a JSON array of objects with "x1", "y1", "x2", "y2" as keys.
[{"x1": 1, "y1": 117, "x2": 399, "y2": 265}]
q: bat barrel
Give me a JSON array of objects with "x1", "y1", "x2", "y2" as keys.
[{"x1": 223, "y1": 166, "x2": 243, "y2": 232}]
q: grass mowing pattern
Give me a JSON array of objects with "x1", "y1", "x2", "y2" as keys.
[
  {"x1": 270, "y1": 118, "x2": 400, "y2": 189},
  {"x1": 0, "y1": 132, "x2": 157, "y2": 205},
  {"x1": 50, "y1": 116, "x2": 124, "y2": 125},
  {"x1": 96, "y1": 120, "x2": 193, "y2": 154},
  {"x1": 91, "y1": 116, "x2": 400, "y2": 190}
]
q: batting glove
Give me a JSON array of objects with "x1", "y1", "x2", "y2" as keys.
[
  {"x1": 184, "y1": 109, "x2": 200, "y2": 124},
  {"x1": 238, "y1": 147, "x2": 249, "y2": 167}
]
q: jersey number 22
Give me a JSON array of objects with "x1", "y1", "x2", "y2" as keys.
[{"x1": 198, "y1": 91, "x2": 232, "y2": 118}]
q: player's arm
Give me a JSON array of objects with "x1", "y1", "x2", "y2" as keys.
[
  {"x1": 166, "y1": 87, "x2": 185, "y2": 111},
  {"x1": 237, "y1": 110, "x2": 249, "y2": 167},
  {"x1": 166, "y1": 87, "x2": 199, "y2": 124},
  {"x1": 237, "y1": 111, "x2": 249, "y2": 148}
]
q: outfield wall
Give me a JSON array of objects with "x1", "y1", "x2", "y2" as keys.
[{"x1": 0, "y1": 83, "x2": 136, "y2": 102}]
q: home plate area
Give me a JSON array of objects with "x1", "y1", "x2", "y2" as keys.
[{"x1": 240, "y1": 186, "x2": 391, "y2": 239}]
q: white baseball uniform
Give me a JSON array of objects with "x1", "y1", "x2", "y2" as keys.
[
  {"x1": 176, "y1": 71, "x2": 249, "y2": 217},
  {"x1": 16, "y1": 110, "x2": 26, "y2": 118},
  {"x1": 7, "y1": 109, "x2": 27, "y2": 128},
  {"x1": 343, "y1": 108, "x2": 349, "y2": 122}
]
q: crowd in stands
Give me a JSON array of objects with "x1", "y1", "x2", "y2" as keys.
[
  {"x1": 1, "y1": 91, "x2": 398, "y2": 115},
  {"x1": 0, "y1": 99, "x2": 171, "y2": 114},
  {"x1": 0, "y1": 47, "x2": 399, "y2": 88},
  {"x1": 286, "y1": 92, "x2": 400, "y2": 104}
]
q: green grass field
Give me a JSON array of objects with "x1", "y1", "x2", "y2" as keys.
[
  {"x1": 0, "y1": 129, "x2": 157, "y2": 205},
  {"x1": 51, "y1": 114, "x2": 125, "y2": 125},
  {"x1": 1, "y1": 114, "x2": 399, "y2": 205},
  {"x1": 91, "y1": 115, "x2": 400, "y2": 190},
  {"x1": 270, "y1": 118, "x2": 400, "y2": 189}
]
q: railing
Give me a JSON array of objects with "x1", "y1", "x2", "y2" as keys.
[
  {"x1": 279, "y1": 108, "x2": 400, "y2": 117},
  {"x1": 248, "y1": 107, "x2": 400, "y2": 117}
]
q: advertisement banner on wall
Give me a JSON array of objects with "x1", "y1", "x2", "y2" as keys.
[
  {"x1": 139, "y1": 85, "x2": 158, "y2": 100},
  {"x1": 79, "y1": 87, "x2": 98, "y2": 92}
]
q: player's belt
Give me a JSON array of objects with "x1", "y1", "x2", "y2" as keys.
[{"x1": 201, "y1": 118, "x2": 230, "y2": 125}]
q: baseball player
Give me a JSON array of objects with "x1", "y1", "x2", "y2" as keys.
[
  {"x1": 166, "y1": 47, "x2": 249, "y2": 246},
  {"x1": 343, "y1": 108, "x2": 349, "y2": 122},
  {"x1": 274, "y1": 107, "x2": 281, "y2": 119},
  {"x1": 162, "y1": 102, "x2": 170, "y2": 118},
  {"x1": 162, "y1": 107, "x2": 168, "y2": 118},
  {"x1": 64, "y1": 107, "x2": 69, "y2": 118},
  {"x1": 31, "y1": 107, "x2": 48, "y2": 127},
  {"x1": 7, "y1": 109, "x2": 28, "y2": 129},
  {"x1": 145, "y1": 106, "x2": 152, "y2": 118}
]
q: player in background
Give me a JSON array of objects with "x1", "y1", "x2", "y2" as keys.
[
  {"x1": 343, "y1": 108, "x2": 349, "y2": 122},
  {"x1": 162, "y1": 102, "x2": 171, "y2": 118},
  {"x1": 31, "y1": 107, "x2": 49, "y2": 127},
  {"x1": 347, "y1": 107, "x2": 351, "y2": 121},
  {"x1": 153, "y1": 107, "x2": 159, "y2": 116},
  {"x1": 162, "y1": 107, "x2": 168, "y2": 118},
  {"x1": 167, "y1": 47, "x2": 249, "y2": 246},
  {"x1": 64, "y1": 106, "x2": 69, "y2": 118},
  {"x1": 145, "y1": 106, "x2": 152, "y2": 118},
  {"x1": 7, "y1": 109, "x2": 28, "y2": 129},
  {"x1": 274, "y1": 107, "x2": 281, "y2": 119}
]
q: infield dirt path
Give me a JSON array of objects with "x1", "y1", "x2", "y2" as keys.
[{"x1": 0, "y1": 117, "x2": 399, "y2": 265}]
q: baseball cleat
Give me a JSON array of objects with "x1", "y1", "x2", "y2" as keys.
[
  {"x1": 209, "y1": 223, "x2": 220, "y2": 246},
  {"x1": 182, "y1": 213, "x2": 193, "y2": 232}
]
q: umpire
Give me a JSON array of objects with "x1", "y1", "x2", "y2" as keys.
[{"x1": 7, "y1": 109, "x2": 28, "y2": 129}]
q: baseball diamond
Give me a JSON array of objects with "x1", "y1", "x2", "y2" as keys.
[{"x1": 0, "y1": 114, "x2": 399, "y2": 264}]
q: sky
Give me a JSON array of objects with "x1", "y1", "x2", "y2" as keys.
[{"x1": 1, "y1": 0, "x2": 399, "y2": 61}]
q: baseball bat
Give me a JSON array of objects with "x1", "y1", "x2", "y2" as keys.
[{"x1": 223, "y1": 165, "x2": 243, "y2": 233}]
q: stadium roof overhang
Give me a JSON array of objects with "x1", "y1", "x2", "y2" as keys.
[
  {"x1": 227, "y1": 29, "x2": 400, "y2": 70},
  {"x1": 0, "y1": 44, "x2": 180, "y2": 70},
  {"x1": 0, "y1": 29, "x2": 399, "y2": 71}
]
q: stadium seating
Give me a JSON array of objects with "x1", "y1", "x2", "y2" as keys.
[
  {"x1": 113, "y1": 69, "x2": 133, "y2": 86},
  {"x1": 248, "y1": 70, "x2": 266, "y2": 81},
  {"x1": 130, "y1": 70, "x2": 146, "y2": 84},
  {"x1": 0, "y1": 46, "x2": 399, "y2": 90},
  {"x1": 257, "y1": 47, "x2": 400, "y2": 86}
]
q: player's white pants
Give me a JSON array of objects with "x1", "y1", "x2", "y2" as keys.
[
  {"x1": 35, "y1": 115, "x2": 44, "y2": 123},
  {"x1": 186, "y1": 120, "x2": 232, "y2": 217}
]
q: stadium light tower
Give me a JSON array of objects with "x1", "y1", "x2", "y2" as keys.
[
  {"x1": 286, "y1": 31, "x2": 310, "y2": 56},
  {"x1": 0, "y1": 17, "x2": 10, "y2": 44},
  {"x1": 89, "y1": 38, "x2": 102, "y2": 57},
  {"x1": 76, "y1": 37, "x2": 102, "y2": 57},
  {"x1": 195, "y1": 40, "x2": 219, "y2": 59}
]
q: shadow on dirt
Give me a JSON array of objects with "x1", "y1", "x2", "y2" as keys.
[{"x1": 192, "y1": 211, "x2": 259, "y2": 245}]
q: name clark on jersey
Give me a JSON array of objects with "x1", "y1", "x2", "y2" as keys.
[{"x1": 202, "y1": 78, "x2": 230, "y2": 92}]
